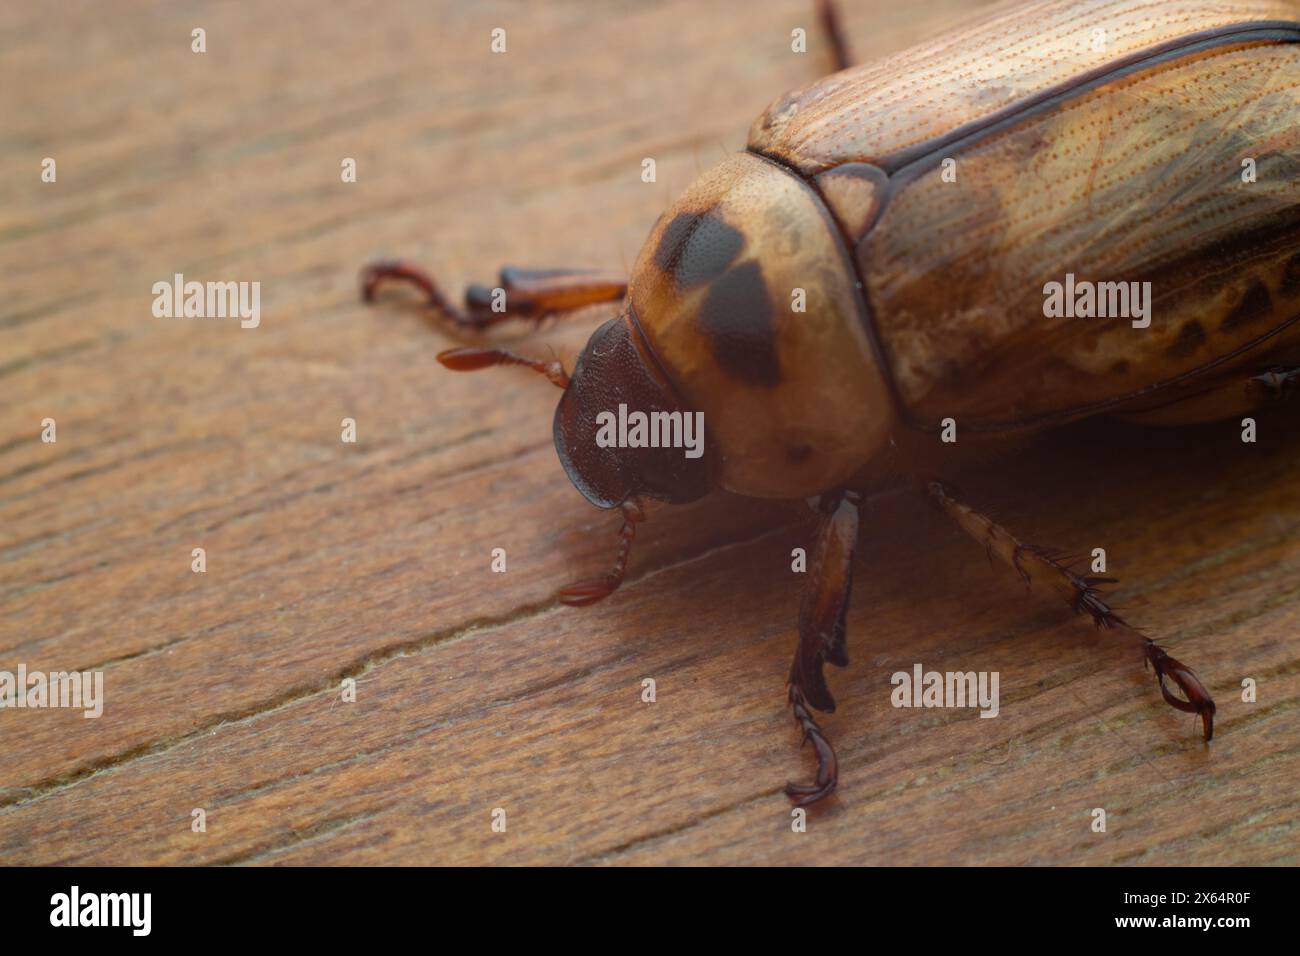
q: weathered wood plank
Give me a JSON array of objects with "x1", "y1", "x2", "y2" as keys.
[{"x1": 1, "y1": 0, "x2": 1296, "y2": 866}]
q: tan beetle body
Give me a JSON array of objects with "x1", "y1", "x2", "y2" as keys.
[
  {"x1": 364, "y1": 0, "x2": 1296, "y2": 805},
  {"x1": 628, "y1": 0, "x2": 1300, "y2": 500}
]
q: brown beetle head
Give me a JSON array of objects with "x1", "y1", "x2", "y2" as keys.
[
  {"x1": 553, "y1": 309, "x2": 715, "y2": 508},
  {"x1": 438, "y1": 150, "x2": 897, "y2": 507}
]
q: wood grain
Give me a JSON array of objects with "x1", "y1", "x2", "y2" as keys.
[{"x1": 1, "y1": 0, "x2": 1296, "y2": 866}]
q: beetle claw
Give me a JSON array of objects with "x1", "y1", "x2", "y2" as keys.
[
  {"x1": 784, "y1": 780, "x2": 838, "y2": 807},
  {"x1": 557, "y1": 577, "x2": 617, "y2": 607},
  {"x1": 1147, "y1": 644, "x2": 1215, "y2": 741},
  {"x1": 785, "y1": 684, "x2": 838, "y2": 806}
]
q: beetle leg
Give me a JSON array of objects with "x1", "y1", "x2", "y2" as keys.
[
  {"x1": 815, "y1": 0, "x2": 853, "y2": 72},
  {"x1": 472, "y1": 267, "x2": 627, "y2": 321},
  {"x1": 361, "y1": 259, "x2": 626, "y2": 332},
  {"x1": 557, "y1": 499, "x2": 645, "y2": 606},
  {"x1": 785, "y1": 489, "x2": 860, "y2": 806},
  {"x1": 785, "y1": 684, "x2": 839, "y2": 805},
  {"x1": 927, "y1": 482, "x2": 1215, "y2": 741}
]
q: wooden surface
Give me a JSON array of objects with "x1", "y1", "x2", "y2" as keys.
[{"x1": 2, "y1": 0, "x2": 1297, "y2": 866}]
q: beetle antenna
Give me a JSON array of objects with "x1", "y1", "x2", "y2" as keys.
[
  {"x1": 437, "y1": 347, "x2": 570, "y2": 389},
  {"x1": 557, "y1": 498, "x2": 646, "y2": 606}
]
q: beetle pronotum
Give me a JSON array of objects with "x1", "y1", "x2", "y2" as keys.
[{"x1": 362, "y1": 0, "x2": 1300, "y2": 804}]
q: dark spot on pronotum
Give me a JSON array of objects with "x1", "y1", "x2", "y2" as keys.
[
  {"x1": 1165, "y1": 320, "x2": 1206, "y2": 358},
  {"x1": 1110, "y1": 360, "x2": 1130, "y2": 376},
  {"x1": 1280, "y1": 252, "x2": 1300, "y2": 297},
  {"x1": 654, "y1": 210, "x2": 745, "y2": 289},
  {"x1": 1220, "y1": 278, "x2": 1272, "y2": 329},
  {"x1": 786, "y1": 444, "x2": 814, "y2": 464},
  {"x1": 697, "y1": 260, "x2": 781, "y2": 386}
]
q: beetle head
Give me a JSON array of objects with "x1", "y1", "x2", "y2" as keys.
[{"x1": 553, "y1": 309, "x2": 715, "y2": 508}]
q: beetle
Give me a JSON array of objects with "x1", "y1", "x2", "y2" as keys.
[{"x1": 361, "y1": 0, "x2": 1300, "y2": 805}]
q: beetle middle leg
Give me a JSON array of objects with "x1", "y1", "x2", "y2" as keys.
[
  {"x1": 361, "y1": 260, "x2": 626, "y2": 333},
  {"x1": 927, "y1": 482, "x2": 1215, "y2": 741},
  {"x1": 785, "y1": 489, "x2": 861, "y2": 806}
]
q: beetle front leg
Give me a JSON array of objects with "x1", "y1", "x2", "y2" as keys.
[
  {"x1": 361, "y1": 259, "x2": 626, "y2": 333},
  {"x1": 927, "y1": 482, "x2": 1215, "y2": 741},
  {"x1": 785, "y1": 489, "x2": 861, "y2": 806}
]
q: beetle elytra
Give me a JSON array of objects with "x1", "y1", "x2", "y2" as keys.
[{"x1": 362, "y1": 0, "x2": 1300, "y2": 804}]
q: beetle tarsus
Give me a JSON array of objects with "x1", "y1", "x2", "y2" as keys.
[
  {"x1": 1146, "y1": 642, "x2": 1215, "y2": 741},
  {"x1": 361, "y1": 258, "x2": 476, "y2": 326},
  {"x1": 785, "y1": 683, "x2": 839, "y2": 806},
  {"x1": 557, "y1": 499, "x2": 645, "y2": 606},
  {"x1": 929, "y1": 481, "x2": 1217, "y2": 742},
  {"x1": 784, "y1": 489, "x2": 860, "y2": 806}
]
